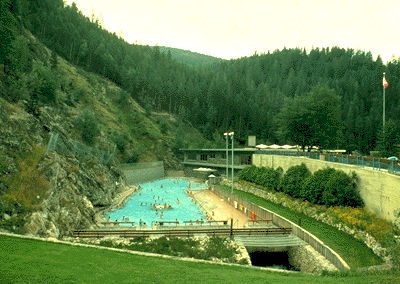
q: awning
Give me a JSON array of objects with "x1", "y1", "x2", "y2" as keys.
[
  {"x1": 268, "y1": 144, "x2": 281, "y2": 149},
  {"x1": 256, "y1": 144, "x2": 268, "y2": 149},
  {"x1": 193, "y1": 167, "x2": 217, "y2": 172},
  {"x1": 282, "y1": 145, "x2": 295, "y2": 149}
]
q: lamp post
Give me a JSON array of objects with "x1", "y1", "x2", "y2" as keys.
[
  {"x1": 224, "y1": 132, "x2": 229, "y2": 178},
  {"x1": 229, "y1": 132, "x2": 234, "y2": 193}
]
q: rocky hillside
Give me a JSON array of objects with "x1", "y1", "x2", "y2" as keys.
[{"x1": 0, "y1": 30, "x2": 206, "y2": 238}]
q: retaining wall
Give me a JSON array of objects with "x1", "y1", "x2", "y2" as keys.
[
  {"x1": 120, "y1": 161, "x2": 164, "y2": 185},
  {"x1": 253, "y1": 154, "x2": 400, "y2": 223}
]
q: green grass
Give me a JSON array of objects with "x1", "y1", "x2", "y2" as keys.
[
  {"x1": 217, "y1": 185, "x2": 383, "y2": 268},
  {"x1": 1, "y1": 235, "x2": 399, "y2": 283}
]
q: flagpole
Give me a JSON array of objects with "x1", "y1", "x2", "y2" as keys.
[{"x1": 383, "y1": 72, "x2": 386, "y2": 130}]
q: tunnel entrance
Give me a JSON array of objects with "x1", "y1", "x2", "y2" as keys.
[{"x1": 249, "y1": 251, "x2": 297, "y2": 270}]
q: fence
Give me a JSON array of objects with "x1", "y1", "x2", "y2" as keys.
[
  {"x1": 212, "y1": 185, "x2": 350, "y2": 270},
  {"x1": 45, "y1": 132, "x2": 115, "y2": 165},
  {"x1": 258, "y1": 151, "x2": 400, "y2": 174}
]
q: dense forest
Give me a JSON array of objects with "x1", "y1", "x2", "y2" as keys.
[{"x1": 2, "y1": 0, "x2": 400, "y2": 155}]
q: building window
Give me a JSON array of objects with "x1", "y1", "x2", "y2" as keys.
[
  {"x1": 209, "y1": 154, "x2": 215, "y2": 159},
  {"x1": 200, "y1": 154, "x2": 207, "y2": 161},
  {"x1": 188, "y1": 153, "x2": 196, "y2": 160}
]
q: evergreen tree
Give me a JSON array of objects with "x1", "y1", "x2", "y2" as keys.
[{"x1": 375, "y1": 119, "x2": 399, "y2": 157}]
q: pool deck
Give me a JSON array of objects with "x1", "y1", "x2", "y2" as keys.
[
  {"x1": 96, "y1": 180, "x2": 250, "y2": 229},
  {"x1": 192, "y1": 189, "x2": 249, "y2": 228}
]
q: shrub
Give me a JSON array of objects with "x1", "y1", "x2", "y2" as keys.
[
  {"x1": 323, "y1": 171, "x2": 363, "y2": 207},
  {"x1": 280, "y1": 163, "x2": 311, "y2": 198},
  {"x1": 1, "y1": 145, "x2": 49, "y2": 206},
  {"x1": 301, "y1": 167, "x2": 363, "y2": 207},
  {"x1": 74, "y1": 110, "x2": 100, "y2": 145},
  {"x1": 301, "y1": 168, "x2": 334, "y2": 204},
  {"x1": 0, "y1": 151, "x2": 8, "y2": 176},
  {"x1": 0, "y1": 195, "x2": 33, "y2": 233},
  {"x1": 239, "y1": 165, "x2": 258, "y2": 183},
  {"x1": 116, "y1": 90, "x2": 130, "y2": 107},
  {"x1": 238, "y1": 166, "x2": 282, "y2": 190},
  {"x1": 31, "y1": 63, "x2": 58, "y2": 105},
  {"x1": 71, "y1": 87, "x2": 87, "y2": 103},
  {"x1": 114, "y1": 132, "x2": 128, "y2": 154}
]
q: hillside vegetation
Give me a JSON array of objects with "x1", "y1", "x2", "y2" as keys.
[
  {"x1": 7, "y1": 0, "x2": 400, "y2": 155},
  {"x1": 0, "y1": 0, "x2": 207, "y2": 237},
  {"x1": 158, "y1": 46, "x2": 224, "y2": 67}
]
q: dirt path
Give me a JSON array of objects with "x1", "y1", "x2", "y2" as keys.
[{"x1": 192, "y1": 189, "x2": 249, "y2": 227}]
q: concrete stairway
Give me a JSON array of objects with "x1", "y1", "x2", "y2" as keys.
[{"x1": 234, "y1": 234, "x2": 306, "y2": 248}]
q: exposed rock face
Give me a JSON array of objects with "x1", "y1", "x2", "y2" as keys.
[
  {"x1": 0, "y1": 101, "x2": 124, "y2": 238},
  {"x1": 24, "y1": 151, "x2": 124, "y2": 238}
]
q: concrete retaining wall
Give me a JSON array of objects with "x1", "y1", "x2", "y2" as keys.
[
  {"x1": 120, "y1": 161, "x2": 164, "y2": 185},
  {"x1": 253, "y1": 154, "x2": 400, "y2": 223}
]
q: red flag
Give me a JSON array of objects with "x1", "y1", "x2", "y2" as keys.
[{"x1": 383, "y1": 77, "x2": 389, "y2": 88}]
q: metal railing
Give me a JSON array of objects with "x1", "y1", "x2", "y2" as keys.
[
  {"x1": 72, "y1": 227, "x2": 291, "y2": 238},
  {"x1": 257, "y1": 151, "x2": 400, "y2": 174}
]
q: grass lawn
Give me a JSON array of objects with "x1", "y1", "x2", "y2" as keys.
[
  {"x1": 0, "y1": 235, "x2": 398, "y2": 283},
  {"x1": 217, "y1": 185, "x2": 383, "y2": 269}
]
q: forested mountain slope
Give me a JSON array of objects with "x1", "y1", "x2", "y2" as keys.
[
  {"x1": 0, "y1": 0, "x2": 207, "y2": 237},
  {"x1": 8, "y1": 0, "x2": 400, "y2": 155},
  {"x1": 157, "y1": 46, "x2": 224, "y2": 67}
]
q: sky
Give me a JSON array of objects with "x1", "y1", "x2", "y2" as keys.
[{"x1": 65, "y1": 0, "x2": 400, "y2": 62}]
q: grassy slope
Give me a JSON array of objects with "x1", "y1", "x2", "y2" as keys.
[
  {"x1": 1, "y1": 235, "x2": 398, "y2": 284},
  {"x1": 217, "y1": 185, "x2": 383, "y2": 268}
]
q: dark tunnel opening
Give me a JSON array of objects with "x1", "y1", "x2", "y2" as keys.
[{"x1": 249, "y1": 251, "x2": 298, "y2": 270}]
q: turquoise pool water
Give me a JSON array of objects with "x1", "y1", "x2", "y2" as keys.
[{"x1": 104, "y1": 178, "x2": 207, "y2": 227}]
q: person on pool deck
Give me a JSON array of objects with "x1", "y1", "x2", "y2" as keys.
[{"x1": 176, "y1": 198, "x2": 180, "y2": 204}]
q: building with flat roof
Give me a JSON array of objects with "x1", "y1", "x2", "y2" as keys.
[{"x1": 180, "y1": 148, "x2": 257, "y2": 178}]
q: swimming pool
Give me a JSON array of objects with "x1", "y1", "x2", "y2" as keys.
[{"x1": 104, "y1": 178, "x2": 208, "y2": 227}]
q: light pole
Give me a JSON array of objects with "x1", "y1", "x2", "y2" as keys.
[
  {"x1": 224, "y1": 132, "x2": 229, "y2": 178},
  {"x1": 230, "y1": 132, "x2": 234, "y2": 193}
]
